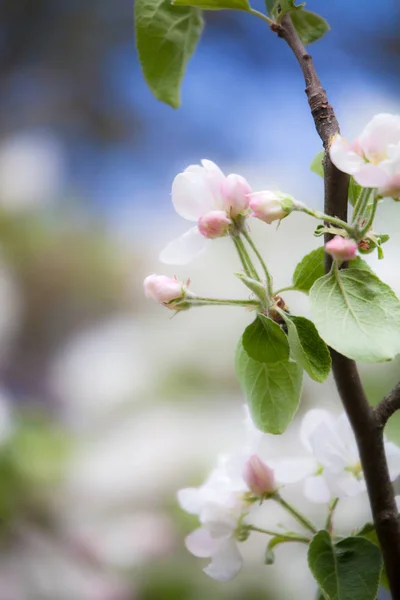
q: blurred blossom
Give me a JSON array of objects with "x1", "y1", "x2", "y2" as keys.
[{"x1": 0, "y1": 133, "x2": 65, "y2": 211}]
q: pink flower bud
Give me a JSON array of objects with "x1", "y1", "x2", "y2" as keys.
[
  {"x1": 325, "y1": 236, "x2": 358, "y2": 261},
  {"x1": 243, "y1": 454, "x2": 275, "y2": 496},
  {"x1": 248, "y1": 191, "x2": 293, "y2": 224},
  {"x1": 221, "y1": 174, "x2": 252, "y2": 218},
  {"x1": 197, "y1": 210, "x2": 232, "y2": 239},
  {"x1": 143, "y1": 274, "x2": 187, "y2": 308}
]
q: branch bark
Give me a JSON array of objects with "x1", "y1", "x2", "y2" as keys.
[
  {"x1": 275, "y1": 14, "x2": 400, "y2": 599},
  {"x1": 375, "y1": 381, "x2": 400, "y2": 429}
]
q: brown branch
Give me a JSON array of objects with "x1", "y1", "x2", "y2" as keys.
[
  {"x1": 275, "y1": 14, "x2": 400, "y2": 599},
  {"x1": 375, "y1": 381, "x2": 400, "y2": 428}
]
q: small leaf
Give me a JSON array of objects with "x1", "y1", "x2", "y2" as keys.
[
  {"x1": 308, "y1": 530, "x2": 382, "y2": 600},
  {"x1": 292, "y1": 247, "x2": 325, "y2": 293},
  {"x1": 310, "y1": 150, "x2": 324, "y2": 178},
  {"x1": 235, "y1": 340, "x2": 303, "y2": 434},
  {"x1": 135, "y1": 0, "x2": 204, "y2": 108},
  {"x1": 265, "y1": 536, "x2": 287, "y2": 565},
  {"x1": 310, "y1": 268, "x2": 400, "y2": 363},
  {"x1": 291, "y1": 10, "x2": 330, "y2": 45},
  {"x1": 173, "y1": 0, "x2": 249, "y2": 8},
  {"x1": 280, "y1": 314, "x2": 331, "y2": 382},
  {"x1": 264, "y1": 0, "x2": 276, "y2": 15},
  {"x1": 273, "y1": 0, "x2": 305, "y2": 21},
  {"x1": 242, "y1": 315, "x2": 289, "y2": 364}
]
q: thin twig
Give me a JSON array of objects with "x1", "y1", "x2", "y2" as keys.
[
  {"x1": 375, "y1": 381, "x2": 400, "y2": 429},
  {"x1": 275, "y1": 14, "x2": 400, "y2": 598}
]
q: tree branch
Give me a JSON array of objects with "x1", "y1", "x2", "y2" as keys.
[
  {"x1": 275, "y1": 14, "x2": 400, "y2": 599},
  {"x1": 375, "y1": 381, "x2": 400, "y2": 429}
]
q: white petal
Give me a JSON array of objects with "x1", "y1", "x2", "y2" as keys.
[
  {"x1": 353, "y1": 163, "x2": 390, "y2": 188},
  {"x1": 330, "y1": 135, "x2": 365, "y2": 175},
  {"x1": 359, "y1": 113, "x2": 400, "y2": 162},
  {"x1": 177, "y1": 487, "x2": 204, "y2": 515},
  {"x1": 303, "y1": 475, "x2": 331, "y2": 504},
  {"x1": 172, "y1": 172, "x2": 215, "y2": 220},
  {"x1": 332, "y1": 471, "x2": 366, "y2": 498},
  {"x1": 309, "y1": 423, "x2": 348, "y2": 473},
  {"x1": 272, "y1": 457, "x2": 317, "y2": 483},
  {"x1": 300, "y1": 409, "x2": 336, "y2": 452},
  {"x1": 203, "y1": 538, "x2": 242, "y2": 582},
  {"x1": 185, "y1": 528, "x2": 218, "y2": 558},
  {"x1": 159, "y1": 227, "x2": 209, "y2": 265},
  {"x1": 200, "y1": 502, "x2": 238, "y2": 537},
  {"x1": 384, "y1": 441, "x2": 400, "y2": 481}
]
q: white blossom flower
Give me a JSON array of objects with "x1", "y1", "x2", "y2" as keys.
[
  {"x1": 330, "y1": 113, "x2": 400, "y2": 198},
  {"x1": 160, "y1": 160, "x2": 251, "y2": 265},
  {"x1": 177, "y1": 406, "x2": 262, "y2": 581},
  {"x1": 273, "y1": 409, "x2": 400, "y2": 503}
]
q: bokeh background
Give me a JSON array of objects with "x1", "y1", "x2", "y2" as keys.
[{"x1": 0, "y1": 0, "x2": 400, "y2": 598}]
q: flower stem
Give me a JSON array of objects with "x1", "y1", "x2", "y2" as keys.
[
  {"x1": 273, "y1": 494, "x2": 318, "y2": 534},
  {"x1": 352, "y1": 187, "x2": 371, "y2": 223},
  {"x1": 325, "y1": 498, "x2": 339, "y2": 533},
  {"x1": 358, "y1": 193, "x2": 378, "y2": 238},
  {"x1": 247, "y1": 525, "x2": 310, "y2": 543},
  {"x1": 232, "y1": 236, "x2": 260, "y2": 281},
  {"x1": 274, "y1": 285, "x2": 296, "y2": 295},
  {"x1": 241, "y1": 231, "x2": 273, "y2": 298},
  {"x1": 294, "y1": 204, "x2": 355, "y2": 236},
  {"x1": 248, "y1": 7, "x2": 274, "y2": 26},
  {"x1": 189, "y1": 297, "x2": 260, "y2": 308}
]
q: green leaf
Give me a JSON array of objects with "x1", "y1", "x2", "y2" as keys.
[
  {"x1": 292, "y1": 247, "x2": 325, "y2": 293},
  {"x1": 308, "y1": 531, "x2": 382, "y2": 600},
  {"x1": 280, "y1": 314, "x2": 331, "y2": 382},
  {"x1": 272, "y1": 0, "x2": 304, "y2": 21},
  {"x1": 242, "y1": 315, "x2": 289, "y2": 364},
  {"x1": 173, "y1": 0, "x2": 250, "y2": 9},
  {"x1": 348, "y1": 177, "x2": 362, "y2": 207},
  {"x1": 356, "y1": 523, "x2": 389, "y2": 589},
  {"x1": 310, "y1": 150, "x2": 324, "y2": 178},
  {"x1": 235, "y1": 340, "x2": 303, "y2": 434},
  {"x1": 310, "y1": 268, "x2": 400, "y2": 363},
  {"x1": 265, "y1": 535, "x2": 288, "y2": 565},
  {"x1": 264, "y1": 0, "x2": 276, "y2": 15},
  {"x1": 134, "y1": 0, "x2": 204, "y2": 108},
  {"x1": 291, "y1": 10, "x2": 330, "y2": 45}
]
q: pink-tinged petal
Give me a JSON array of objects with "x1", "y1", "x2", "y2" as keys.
[
  {"x1": 198, "y1": 210, "x2": 231, "y2": 239},
  {"x1": 358, "y1": 113, "x2": 400, "y2": 162},
  {"x1": 172, "y1": 172, "x2": 215, "y2": 221},
  {"x1": 300, "y1": 409, "x2": 336, "y2": 452},
  {"x1": 272, "y1": 457, "x2": 317, "y2": 484},
  {"x1": 203, "y1": 539, "x2": 242, "y2": 582},
  {"x1": 303, "y1": 475, "x2": 331, "y2": 504},
  {"x1": 159, "y1": 226, "x2": 209, "y2": 265},
  {"x1": 177, "y1": 488, "x2": 204, "y2": 515},
  {"x1": 185, "y1": 528, "x2": 218, "y2": 558},
  {"x1": 330, "y1": 135, "x2": 365, "y2": 175},
  {"x1": 353, "y1": 163, "x2": 390, "y2": 188},
  {"x1": 201, "y1": 159, "x2": 226, "y2": 204},
  {"x1": 384, "y1": 441, "x2": 400, "y2": 481}
]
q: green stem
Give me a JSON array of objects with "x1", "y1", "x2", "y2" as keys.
[
  {"x1": 325, "y1": 498, "x2": 339, "y2": 533},
  {"x1": 233, "y1": 236, "x2": 260, "y2": 281},
  {"x1": 273, "y1": 494, "x2": 318, "y2": 534},
  {"x1": 241, "y1": 231, "x2": 273, "y2": 298},
  {"x1": 189, "y1": 297, "x2": 260, "y2": 308},
  {"x1": 352, "y1": 187, "x2": 370, "y2": 223},
  {"x1": 295, "y1": 205, "x2": 355, "y2": 235},
  {"x1": 248, "y1": 7, "x2": 274, "y2": 26},
  {"x1": 247, "y1": 525, "x2": 310, "y2": 543},
  {"x1": 359, "y1": 194, "x2": 378, "y2": 237},
  {"x1": 274, "y1": 285, "x2": 296, "y2": 295}
]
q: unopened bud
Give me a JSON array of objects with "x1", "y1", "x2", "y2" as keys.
[
  {"x1": 198, "y1": 210, "x2": 232, "y2": 239},
  {"x1": 248, "y1": 191, "x2": 294, "y2": 224},
  {"x1": 143, "y1": 274, "x2": 189, "y2": 310},
  {"x1": 325, "y1": 236, "x2": 357, "y2": 261},
  {"x1": 221, "y1": 174, "x2": 252, "y2": 218},
  {"x1": 243, "y1": 454, "x2": 275, "y2": 496}
]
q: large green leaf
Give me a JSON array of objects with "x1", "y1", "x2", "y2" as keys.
[
  {"x1": 135, "y1": 0, "x2": 204, "y2": 108},
  {"x1": 291, "y1": 10, "x2": 330, "y2": 45},
  {"x1": 173, "y1": 0, "x2": 250, "y2": 9},
  {"x1": 308, "y1": 531, "x2": 382, "y2": 600},
  {"x1": 235, "y1": 340, "x2": 303, "y2": 434},
  {"x1": 310, "y1": 268, "x2": 400, "y2": 363},
  {"x1": 356, "y1": 523, "x2": 389, "y2": 589},
  {"x1": 280, "y1": 314, "x2": 331, "y2": 382},
  {"x1": 292, "y1": 247, "x2": 325, "y2": 293},
  {"x1": 242, "y1": 315, "x2": 289, "y2": 364}
]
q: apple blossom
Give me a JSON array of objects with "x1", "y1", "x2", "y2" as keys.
[
  {"x1": 243, "y1": 454, "x2": 275, "y2": 497},
  {"x1": 272, "y1": 409, "x2": 400, "y2": 503},
  {"x1": 325, "y1": 236, "x2": 358, "y2": 261},
  {"x1": 159, "y1": 160, "x2": 252, "y2": 265},
  {"x1": 197, "y1": 210, "x2": 232, "y2": 239},
  {"x1": 329, "y1": 113, "x2": 400, "y2": 197},
  {"x1": 248, "y1": 190, "x2": 295, "y2": 224},
  {"x1": 143, "y1": 274, "x2": 190, "y2": 309}
]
